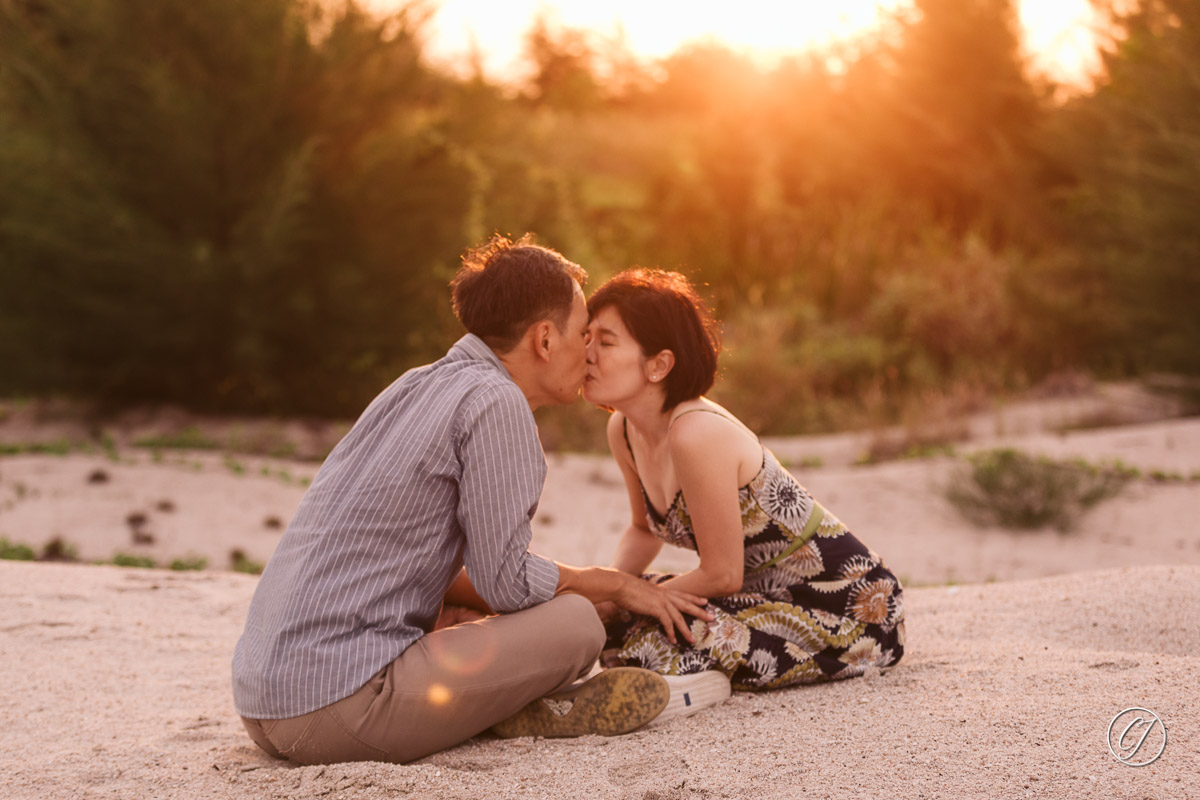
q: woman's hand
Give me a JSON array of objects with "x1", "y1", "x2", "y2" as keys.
[
  {"x1": 556, "y1": 564, "x2": 711, "y2": 645},
  {"x1": 611, "y1": 572, "x2": 711, "y2": 645}
]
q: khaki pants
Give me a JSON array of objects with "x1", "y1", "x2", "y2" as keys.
[{"x1": 241, "y1": 593, "x2": 604, "y2": 765}]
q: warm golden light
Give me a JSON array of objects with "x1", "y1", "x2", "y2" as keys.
[
  {"x1": 368, "y1": 0, "x2": 1102, "y2": 86},
  {"x1": 1016, "y1": 0, "x2": 1102, "y2": 85}
]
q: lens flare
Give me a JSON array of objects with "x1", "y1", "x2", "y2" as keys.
[
  {"x1": 427, "y1": 684, "x2": 452, "y2": 706},
  {"x1": 426, "y1": 627, "x2": 498, "y2": 676}
]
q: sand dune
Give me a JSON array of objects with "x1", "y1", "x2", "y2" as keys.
[{"x1": 2, "y1": 561, "x2": 1195, "y2": 799}]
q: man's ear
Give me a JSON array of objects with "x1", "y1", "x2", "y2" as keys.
[{"x1": 531, "y1": 320, "x2": 554, "y2": 362}]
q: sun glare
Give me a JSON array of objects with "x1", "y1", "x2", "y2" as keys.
[{"x1": 371, "y1": 0, "x2": 1102, "y2": 86}]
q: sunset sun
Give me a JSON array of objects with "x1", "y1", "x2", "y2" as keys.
[{"x1": 377, "y1": 0, "x2": 1103, "y2": 86}]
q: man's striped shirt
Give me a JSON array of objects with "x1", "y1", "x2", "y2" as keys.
[{"x1": 232, "y1": 334, "x2": 560, "y2": 719}]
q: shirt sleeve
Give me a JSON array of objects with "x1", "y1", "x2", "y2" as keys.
[{"x1": 455, "y1": 384, "x2": 560, "y2": 613}]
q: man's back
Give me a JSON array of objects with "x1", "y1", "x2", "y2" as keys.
[{"x1": 232, "y1": 334, "x2": 558, "y2": 719}]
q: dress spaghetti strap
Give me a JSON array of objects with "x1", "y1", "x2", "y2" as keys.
[
  {"x1": 621, "y1": 416, "x2": 639, "y2": 470},
  {"x1": 667, "y1": 407, "x2": 760, "y2": 445}
]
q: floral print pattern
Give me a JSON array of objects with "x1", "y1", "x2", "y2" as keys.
[{"x1": 605, "y1": 447, "x2": 905, "y2": 692}]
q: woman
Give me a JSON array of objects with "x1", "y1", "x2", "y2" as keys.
[{"x1": 585, "y1": 268, "x2": 904, "y2": 691}]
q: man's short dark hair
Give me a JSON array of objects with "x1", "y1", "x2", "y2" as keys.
[
  {"x1": 451, "y1": 234, "x2": 587, "y2": 353},
  {"x1": 587, "y1": 269, "x2": 720, "y2": 411}
]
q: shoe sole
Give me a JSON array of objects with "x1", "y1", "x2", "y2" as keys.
[
  {"x1": 491, "y1": 667, "x2": 669, "y2": 739},
  {"x1": 649, "y1": 671, "x2": 732, "y2": 727}
]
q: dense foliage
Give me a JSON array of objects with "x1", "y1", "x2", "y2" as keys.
[{"x1": 0, "y1": 0, "x2": 1196, "y2": 431}]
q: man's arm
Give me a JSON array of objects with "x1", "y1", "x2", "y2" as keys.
[
  {"x1": 444, "y1": 560, "x2": 710, "y2": 643},
  {"x1": 455, "y1": 385, "x2": 561, "y2": 612},
  {"x1": 454, "y1": 385, "x2": 710, "y2": 641},
  {"x1": 443, "y1": 567, "x2": 493, "y2": 615}
]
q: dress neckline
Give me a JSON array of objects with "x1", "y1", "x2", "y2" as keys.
[{"x1": 622, "y1": 414, "x2": 767, "y2": 522}]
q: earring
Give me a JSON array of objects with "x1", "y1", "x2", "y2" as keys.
[{"x1": 651, "y1": 375, "x2": 658, "y2": 381}]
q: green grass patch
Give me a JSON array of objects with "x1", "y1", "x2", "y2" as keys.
[
  {"x1": 0, "y1": 439, "x2": 77, "y2": 456},
  {"x1": 1148, "y1": 468, "x2": 1186, "y2": 483},
  {"x1": 230, "y1": 549, "x2": 264, "y2": 575},
  {"x1": 169, "y1": 555, "x2": 208, "y2": 571},
  {"x1": 99, "y1": 433, "x2": 120, "y2": 462},
  {"x1": 111, "y1": 553, "x2": 157, "y2": 568},
  {"x1": 132, "y1": 426, "x2": 220, "y2": 451},
  {"x1": 0, "y1": 537, "x2": 36, "y2": 560},
  {"x1": 946, "y1": 449, "x2": 1136, "y2": 531}
]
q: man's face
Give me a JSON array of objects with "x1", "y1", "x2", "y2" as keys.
[{"x1": 545, "y1": 284, "x2": 590, "y2": 405}]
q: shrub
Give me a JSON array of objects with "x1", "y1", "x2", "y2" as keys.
[
  {"x1": 230, "y1": 549, "x2": 264, "y2": 575},
  {"x1": 111, "y1": 553, "x2": 156, "y2": 568},
  {"x1": 0, "y1": 537, "x2": 36, "y2": 560},
  {"x1": 41, "y1": 537, "x2": 78, "y2": 562},
  {"x1": 945, "y1": 449, "x2": 1136, "y2": 531},
  {"x1": 169, "y1": 556, "x2": 208, "y2": 571}
]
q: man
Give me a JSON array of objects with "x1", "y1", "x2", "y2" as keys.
[{"x1": 233, "y1": 235, "x2": 712, "y2": 765}]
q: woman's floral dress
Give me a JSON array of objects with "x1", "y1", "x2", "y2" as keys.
[{"x1": 604, "y1": 420, "x2": 905, "y2": 691}]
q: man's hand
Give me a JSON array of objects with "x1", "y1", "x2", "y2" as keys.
[
  {"x1": 593, "y1": 600, "x2": 623, "y2": 625},
  {"x1": 556, "y1": 563, "x2": 711, "y2": 645}
]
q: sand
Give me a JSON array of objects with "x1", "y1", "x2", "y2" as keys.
[
  {"x1": 1, "y1": 391, "x2": 1198, "y2": 798},
  {"x1": 2, "y1": 562, "x2": 1195, "y2": 799},
  {"x1": 5, "y1": 418, "x2": 1198, "y2": 584}
]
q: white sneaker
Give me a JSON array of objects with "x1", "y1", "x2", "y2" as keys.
[{"x1": 647, "y1": 671, "x2": 731, "y2": 727}]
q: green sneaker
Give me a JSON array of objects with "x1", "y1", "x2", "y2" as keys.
[{"x1": 491, "y1": 667, "x2": 669, "y2": 739}]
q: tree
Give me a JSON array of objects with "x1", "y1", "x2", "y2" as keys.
[
  {"x1": 0, "y1": 0, "x2": 477, "y2": 413},
  {"x1": 1057, "y1": 0, "x2": 1200, "y2": 373},
  {"x1": 879, "y1": 0, "x2": 1045, "y2": 238}
]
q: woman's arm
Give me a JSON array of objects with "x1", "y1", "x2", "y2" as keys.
[
  {"x1": 610, "y1": 525, "x2": 664, "y2": 576},
  {"x1": 658, "y1": 414, "x2": 749, "y2": 597},
  {"x1": 606, "y1": 411, "x2": 664, "y2": 576}
]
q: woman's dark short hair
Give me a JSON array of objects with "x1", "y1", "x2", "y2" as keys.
[
  {"x1": 588, "y1": 269, "x2": 720, "y2": 411},
  {"x1": 451, "y1": 234, "x2": 587, "y2": 353}
]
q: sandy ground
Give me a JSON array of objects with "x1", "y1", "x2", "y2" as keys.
[
  {"x1": 1, "y1": 387, "x2": 1198, "y2": 798},
  {"x1": 2, "y1": 561, "x2": 1196, "y2": 799},
  {"x1": 3, "y1": 417, "x2": 1199, "y2": 584}
]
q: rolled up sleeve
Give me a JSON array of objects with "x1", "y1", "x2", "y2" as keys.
[{"x1": 455, "y1": 385, "x2": 560, "y2": 613}]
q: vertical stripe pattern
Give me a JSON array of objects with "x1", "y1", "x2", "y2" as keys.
[{"x1": 232, "y1": 334, "x2": 560, "y2": 719}]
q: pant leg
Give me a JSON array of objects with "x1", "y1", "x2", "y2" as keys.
[{"x1": 244, "y1": 592, "x2": 604, "y2": 765}]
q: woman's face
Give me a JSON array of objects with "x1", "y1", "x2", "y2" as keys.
[{"x1": 583, "y1": 306, "x2": 654, "y2": 407}]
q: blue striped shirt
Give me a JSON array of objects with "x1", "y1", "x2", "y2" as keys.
[{"x1": 232, "y1": 334, "x2": 561, "y2": 719}]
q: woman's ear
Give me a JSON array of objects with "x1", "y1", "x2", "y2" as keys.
[{"x1": 648, "y1": 350, "x2": 676, "y2": 382}]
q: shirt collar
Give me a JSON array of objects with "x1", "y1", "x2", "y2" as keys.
[{"x1": 448, "y1": 333, "x2": 511, "y2": 376}]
